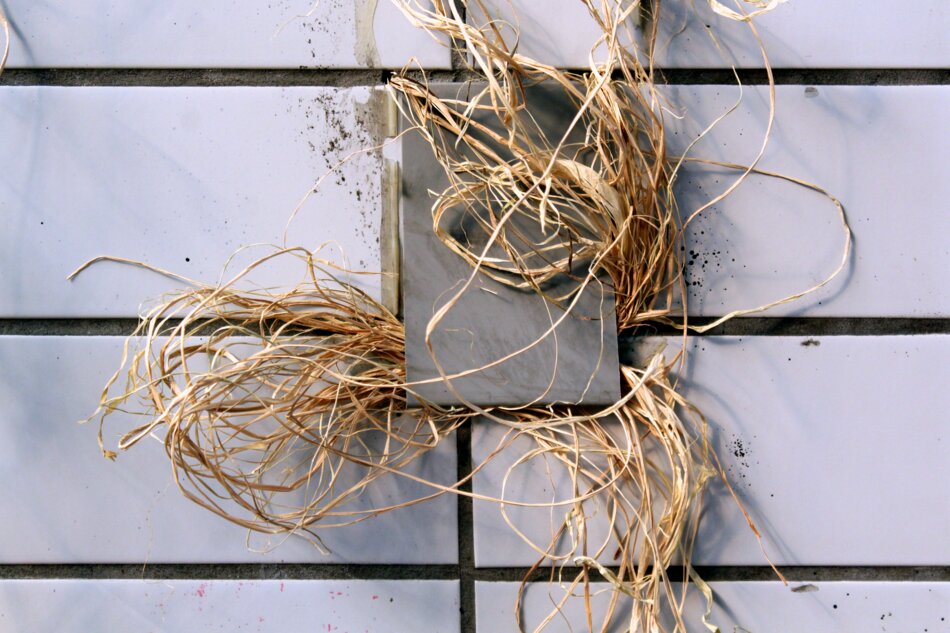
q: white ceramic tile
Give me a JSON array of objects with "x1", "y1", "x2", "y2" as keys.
[
  {"x1": 0, "y1": 336, "x2": 458, "y2": 564},
  {"x1": 470, "y1": 415, "x2": 620, "y2": 567},
  {"x1": 469, "y1": 0, "x2": 949, "y2": 68},
  {"x1": 666, "y1": 85, "x2": 949, "y2": 317},
  {"x1": 655, "y1": 0, "x2": 950, "y2": 69},
  {"x1": 473, "y1": 335, "x2": 950, "y2": 566},
  {"x1": 2, "y1": 1, "x2": 450, "y2": 68},
  {"x1": 0, "y1": 579, "x2": 460, "y2": 633},
  {"x1": 396, "y1": 84, "x2": 949, "y2": 320},
  {"x1": 0, "y1": 86, "x2": 387, "y2": 317},
  {"x1": 466, "y1": 1, "x2": 644, "y2": 70},
  {"x1": 4, "y1": 86, "x2": 943, "y2": 319},
  {"x1": 476, "y1": 581, "x2": 950, "y2": 632}
]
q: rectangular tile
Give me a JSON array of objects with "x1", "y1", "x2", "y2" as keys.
[
  {"x1": 0, "y1": 86, "x2": 386, "y2": 317},
  {"x1": 398, "y1": 85, "x2": 949, "y2": 325},
  {"x1": 473, "y1": 335, "x2": 950, "y2": 566},
  {"x1": 667, "y1": 85, "x2": 949, "y2": 318},
  {"x1": 0, "y1": 336, "x2": 458, "y2": 564},
  {"x1": 4, "y1": 86, "x2": 942, "y2": 320},
  {"x1": 656, "y1": 0, "x2": 950, "y2": 69},
  {"x1": 399, "y1": 83, "x2": 620, "y2": 406},
  {"x1": 466, "y1": 1, "x2": 636, "y2": 71},
  {"x1": 2, "y1": 1, "x2": 450, "y2": 68},
  {"x1": 0, "y1": 579, "x2": 460, "y2": 633},
  {"x1": 469, "y1": 0, "x2": 949, "y2": 68},
  {"x1": 476, "y1": 581, "x2": 950, "y2": 632}
]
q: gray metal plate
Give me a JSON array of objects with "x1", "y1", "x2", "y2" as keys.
[{"x1": 400, "y1": 82, "x2": 620, "y2": 407}]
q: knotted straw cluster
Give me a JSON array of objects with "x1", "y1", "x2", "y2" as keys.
[
  {"x1": 74, "y1": 250, "x2": 474, "y2": 546},
  {"x1": 77, "y1": 1, "x2": 850, "y2": 632},
  {"x1": 392, "y1": 1, "x2": 679, "y2": 332}
]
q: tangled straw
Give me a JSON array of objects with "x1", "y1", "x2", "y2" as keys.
[
  {"x1": 75, "y1": 249, "x2": 474, "y2": 548},
  {"x1": 391, "y1": 1, "x2": 680, "y2": 332},
  {"x1": 75, "y1": 1, "x2": 848, "y2": 632},
  {"x1": 78, "y1": 246, "x2": 725, "y2": 627},
  {"x1": 483, "y1": 358, "x2": 718, "y2": 632}
]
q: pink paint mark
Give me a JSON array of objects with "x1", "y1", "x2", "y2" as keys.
[
  {"x1": 195, "y1": 584, "x2": 207, "y2": 598},
  {"x1": 371, "y1": 595, "x2": 379, "y2": 600},
  {"x1": 280, "y1": 582, "x2": 285, "y2": 593},
  {"x1": 258, "y1": 617, "x2": 265, "y2": 623}
]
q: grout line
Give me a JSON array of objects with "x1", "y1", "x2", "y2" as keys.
[
  {"x1": 0, "y1": 318, "x2": 146, "y2": 336},
  {"x1": 1, "y1": 317, "x2": 947, "y2": 338},
  {"x1": 619, "y1": 317, "x2": 950, "y2": 339},
  {"x1": 0, "y1": 564, "x2": 459, "y2": 581},
  {"x1": 449, "y1": 2, "x2": 471, "y2": 84},
  {"x1": 1, "y1": 67, "x2": 946, "y2": 88},
  {"x1": 652, "y1": 68, "x2": 949, "y2": 86},
  {"x1": 456, "y1": 424, "x2": 477, "y2": 633},
  {"x1": 0, "y1": 68, "x2": 455, "y2": 88},
  {"x1": 467, "y1": 566, "x2": 950, "y2": 583},
  {"x1": 2, "y1": 564, "x2": 946, "y2": 583},
  {"x1": 0, "y1": 319, "x2": 349, "y2": 337},
  {"x1": 700, "y1": 567, "x2": 950, "y2": 582}
]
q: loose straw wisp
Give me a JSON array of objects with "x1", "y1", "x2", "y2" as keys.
[
  {"x1": 79, "y1": 250, "x2": 474, "y2": 546},
  {"x1": 391, "y1": 0, "x2": 681, "y2": 332},
  {"x1": 77, "y1": 1, "x2": 845, "y2": 631}
]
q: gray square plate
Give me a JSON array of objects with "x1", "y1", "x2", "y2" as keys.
[{"x1": 400, "y1": 82, "x2": 620, "y2": 407}]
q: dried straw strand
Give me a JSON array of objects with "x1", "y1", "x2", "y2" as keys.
[
  {"x1": 77, "y1": 1, "x2": 841, "y2": 631},
  {"x1": 78, "y1": 249, "x2": 474, "y2": 548}
]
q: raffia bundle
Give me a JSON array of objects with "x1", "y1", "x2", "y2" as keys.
[
  {"x1": 76, "y1": 1, "x2": 852, "y2": 632},
  {"x1": 75, "y1": 251, "x2": 474, "y2": 546}
]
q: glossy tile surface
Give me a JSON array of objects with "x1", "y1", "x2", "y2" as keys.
[
  {"x1": 2, "y1": 1, "x2": 450, "y2": 68},
  {"x1": 473, "y1": 335, "x2": 950, "y2": 566},
  {"x1": 0, "y1": 579, "x2": 460, "y2": 633},
  {"x1": 476, "y1": 581, "x2": 950, "y2": 632},
  {"x1": 0, "y1": 336, "x2": 458, "y2": 563},
  {"x1": 0, "y1": 86, "x2": 386, "y2": 317},
  {"x1": 469, "y1": 1, "x2": 949, "y2": 68},
  {"x1": 665, "y1": 85, "x2": 949, "y2": 317}
]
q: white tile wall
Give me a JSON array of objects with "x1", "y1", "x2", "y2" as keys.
[
  {"x1": 1, "y1": 1, "x2": 450, "y2": 69},
  {"x1": 0, "y1": 579, "x2": 461, "y2": 633},
  {"x1": 394, "y1": 84, "x2": 949, "y2": 319},
  {"x1": 0, "y1": 336, "x2": 458, "y2": 564},
  {"x1": 1, "y1": 2, "x2": 945, "y2": 630},
  {"x1": 466, "y1": 1, "x2": 638, "y2": 71},
  {"x1": 0, "y1": 86, "x2": 386, "y2": 317},
  {"x1": 473, "y1": 336, "x2": 950, "y2": 567},
  {"x1": 476, "y1": 581, "x2": 950, "y2": 632},
  {"x1": 469, "y1": 0, "x2": 950, "y2": 68},
  {"x1": 3, "y1": 86, "x2": 944, "y2": 319},
  {"x1": 665, "y1": 85, "x2": 949, "y2": 317},
  {"x1": 655, "y1": 0, "x2": 950, "y2": 69}
]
